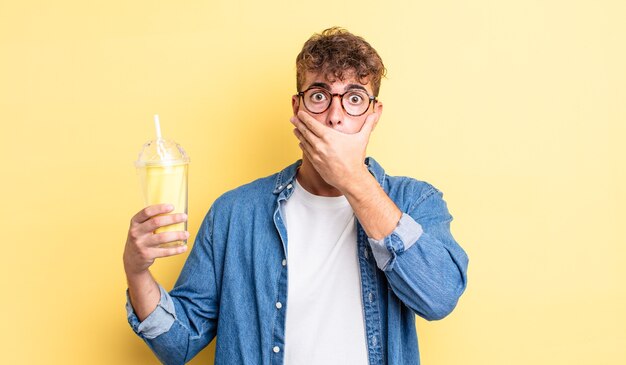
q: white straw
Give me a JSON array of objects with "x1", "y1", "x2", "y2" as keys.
[{"x1": 154, "y1": 114, "x2": 163, "y2": 140}]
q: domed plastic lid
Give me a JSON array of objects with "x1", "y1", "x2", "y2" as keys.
[{"x1": 135, "y1": 139, "x2": 190, "y2": 167}]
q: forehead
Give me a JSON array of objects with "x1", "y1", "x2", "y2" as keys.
[{"x1": 303, "y1": 71, "x2": 373, "y2": 94}]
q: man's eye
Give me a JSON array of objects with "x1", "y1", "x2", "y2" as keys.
[
  {"x1": 311, "y1": 92, "x2": 327, "y2": 102},
  {"x1": 347, "y1": 93, "x2": 364, "y2": 104}
]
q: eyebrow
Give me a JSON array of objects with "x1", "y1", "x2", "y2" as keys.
[{"x1": 306, "y1": 82, "x2": 369, "y2": 93}]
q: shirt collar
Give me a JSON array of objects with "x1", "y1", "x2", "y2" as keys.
[
  {"x1": 272, "y1": 160, "x2": 302, "y2": 194},
  {"x1": 273, "y1": 157, "x2": 385, "y2": 195},
  {"x1": 364, "y1": 156, "x2": 385, "y2": 186}
]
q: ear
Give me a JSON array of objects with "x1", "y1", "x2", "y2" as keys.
[
  {"x1": 374, "y1": 100, "x2": 383, "y2": 116},
  {"x1": 370, "y1": 101, "x2": 383, "y2": 131},
  {"x1": 292, "y1": 95, "x2": 300, "y2": 116}
]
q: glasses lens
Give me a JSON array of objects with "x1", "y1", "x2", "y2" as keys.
[
  {"x1": 342, "y1": 90, "x2": 370, "y2": 116},
  {"x1": 303, "y1": 88, "x2": 331, "y2": 113}
]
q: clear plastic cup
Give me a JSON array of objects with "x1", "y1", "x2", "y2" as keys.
[{"x1": 135, "y1": 138, "x2": 189, "y2": 247}]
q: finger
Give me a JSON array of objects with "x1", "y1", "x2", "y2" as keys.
[
  {"x1": 296, "y1": 111, "x2": 325, "y2": 138},
  {"x1": 141, "y1": 213, "x2": 188, "y2": 234},
  {"x1": 132, "y1": 204, "x2": 175, "y2": 224},
  {"x1": 291, "y1": 115, "x2": 321, "y2": 145},
  {"x1": 150, "y1": 244, "x2": 188, "y2": 259},
  {"x1": 359, "y1": 113, "x2": 379, "y2": 136},
  {"x1": 299, "y1": 141, "x2": 314, "y2": 163},
  {"x1": 292, "y1": 127, "x2": 309, "y2": 145},
  {"x1": 294, "y1": 128, "x2": 315, "y2": 155},
  {"x1": 146, "y1": 230, "x2": 190, "y2": 247},
  {"x1": 292, "y1": 127, "x2": 303, "y2": 142}
]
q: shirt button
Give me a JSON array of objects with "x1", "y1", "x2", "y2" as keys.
[
  {"x1": 273, "y1": 346, "x2": 280, "y2": 353},
  {"x1": 286, "y1": 183, "x2": 293, "y2": 189},
  {"x1": 364, "y1": 249, "x2": 370, "y2": 259},
  {"x1": 276, "y1": 302, "x2": 283, "y2": 309},
  {"x1": 371, "y1": 335, "x2": 378, "y2": 346},
  {"x1": 278, "y1": 185, "x2": 283, "y2": 190},
  {"x1": 368, "y1": 292, "x2": 374, "y2": 303},
  {"x1": 282, "y1": 259, "x2": 287, "y2": 266}
]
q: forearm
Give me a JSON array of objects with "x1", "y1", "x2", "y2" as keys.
[
  {"x1": 343, "y1": 169, "x2": 402, "y2": 240},
  {"x1": 363, "y1": 187, "x2": 469, "y2": 320},
  {"x1": 126, "y1": 270, "x2": 161, "y2": 322},
  {"x1": 125, "y1": 272, "x2": 194, "y2": 363},
  {"x1": 382, "y1": 226, "x2": 468, "y2": 320}
]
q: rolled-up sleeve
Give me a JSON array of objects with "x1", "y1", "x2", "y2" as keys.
[
  {"x1": 367, "y1": 186, "x2": 469, "y2": 321},
  {"x1": 368, "y1": 213, "x2": 424, "y2": 271},
  {"x1": 126, "y1": 285, "x2": 176, "y2": 339},
  {"x1": 124, "y1": 208, "x2": 220, "y2": 365}
]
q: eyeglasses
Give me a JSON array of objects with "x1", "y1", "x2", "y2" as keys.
[{"x1": 297, "y1": 87, "x2": 376, "y2": 117}]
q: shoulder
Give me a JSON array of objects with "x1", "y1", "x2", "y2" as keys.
[
  {"x1": 385, "y1": 174, "x2": 442, "y2": 200},
  {"x1": 199, "y1": 174, "x2": 277, "y2": 232},
  {"x1": 366, "y1": 157, "x2": 444, "y2": 212},
  {"x1": 383, "y1": 174, "x2": 444, "y2": 212},
  {"x1": 212, "y1": 173, "x2": 278, "y2": 213},
  {"x1": 367, "y1": 157, "x2": 441, "y2": 207}
]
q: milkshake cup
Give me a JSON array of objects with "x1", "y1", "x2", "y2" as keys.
[{"x1": 135, "y1": 115, "x2": 190, "y2": 247}]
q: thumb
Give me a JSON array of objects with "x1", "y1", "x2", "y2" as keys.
[{"x1": 359, "y1": 113, "x2": 379, "y2": 136}]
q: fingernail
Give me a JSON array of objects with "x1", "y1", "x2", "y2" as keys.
[{"x1": 166, "y1": 204, "x2": 174, "y2": 210}]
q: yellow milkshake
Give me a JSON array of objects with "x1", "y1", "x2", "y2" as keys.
[
  {"x1": 137, "y1": 162, "x2": 188, "y2": 247},
  {"x1": 136, "y1": 116, "x2": 190, "y2": 248}
]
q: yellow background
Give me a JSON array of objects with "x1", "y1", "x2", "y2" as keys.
[{"x1": 1, "y1": 1, "x2": 624, "y2": 364}]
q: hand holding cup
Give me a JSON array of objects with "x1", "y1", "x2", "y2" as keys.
[{"x1": 123, "y1": 204, "x2": 189, "y2": 276}]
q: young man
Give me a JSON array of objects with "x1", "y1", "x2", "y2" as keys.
[{"x1": 124, "y1": 27, "x2": 469, "y2": 365}]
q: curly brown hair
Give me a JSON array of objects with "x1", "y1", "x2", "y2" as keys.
[{"x1": 296, "y1": 27, "x2": 386, "y2": 96}]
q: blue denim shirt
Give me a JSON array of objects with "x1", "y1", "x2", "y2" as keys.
[{"x1": 127, "y1": 157, "x2": 469, "y2": 365}]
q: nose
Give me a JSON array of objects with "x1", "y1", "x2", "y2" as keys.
[{"x1": 325, "y1": 95, "x2": 343, "y2": 127}]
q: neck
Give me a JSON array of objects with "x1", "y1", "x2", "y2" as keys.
[{"x1": 296, "y1": 157, "x2": 343, "y2": 197}]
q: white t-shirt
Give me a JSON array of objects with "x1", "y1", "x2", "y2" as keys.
[{"x1": 282, "y1": 179, "x2": 368, "y2": 365}]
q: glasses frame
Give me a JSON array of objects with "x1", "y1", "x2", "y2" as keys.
[{"x1": 297, "y1": 87, "x2": 377, "y2": 117}]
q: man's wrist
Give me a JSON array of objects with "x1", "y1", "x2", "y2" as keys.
[
  {"x1": 125, "y1": 267, "x2": 152, "y2": 285},
  {"x1": 341, "y1": 166, "x2": 377, "y2": 200}
]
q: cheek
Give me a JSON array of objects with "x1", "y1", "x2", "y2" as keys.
[
  {"x1": 309, "y1": 114, "x2": 327, "y2": 126},
  {"x1": 341, "y1": 118, "x2": 366, "y2": 134}
]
